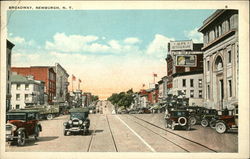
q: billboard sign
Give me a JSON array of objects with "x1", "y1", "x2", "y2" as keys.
[
  {"x1": 176, "y1": 55, "x2": 196, "y2": 67},
  {"x1": 170, "y1": 40, "x2": 193, "y2": 51}
]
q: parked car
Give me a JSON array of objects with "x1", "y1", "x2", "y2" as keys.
[
  {"x1": 164, "y1": 109, "x2": 191, "y2": 130},
  {"x1": 214, "y1": 108, "x2": 238, "y2": 134},
  {"x1": 186, "y1": 106, "x2": 207, "y2": 125},
  {"x1": 63, "y1": 108, "x2": 90, "y2": 135},
  {"x1": 200, "y1": 109, "x2": 218, "y2": 127},
  {"x1": 6, "y1": 109, "x2": 42, "y2": 146}
]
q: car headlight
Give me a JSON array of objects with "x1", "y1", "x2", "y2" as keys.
[
  {"x1": 83, "y1": 121, "x2": 88, "y2": 125},
  {"x1": 79, "y1": 120, "x2": 83, "y2": 124},
  {"x1": 68, "y1": 120, "x2": 72, "y2": 124},
  {"x1": 11, "y1": 125, "x2": 17, "y2": 132}
]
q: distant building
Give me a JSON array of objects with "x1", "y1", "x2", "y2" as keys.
[
  {"x1": 6, "y1": 40, "x2": 14, "y2": 111},
  {"x1": 10, "y1": 74, "x2": 45, "y2": 109},
  {"x1": 53, "y1": 63, "x2": 69, "y2": 103},
  {"x1": 11, "y1": 66, "x2": 56, "y2": 104},
  {"x1": 198, "y1": 9, "x2": 238, "y2": 110},
  {"x1": 166, "y1": 40, "x2": 204, "y2": 106}
]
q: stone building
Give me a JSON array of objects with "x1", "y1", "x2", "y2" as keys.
[
  {"x1": 53, "y1": 63, "x2": 69, "y2": 103},
  {"x1": 6, "y1": 40, "x2": 14, "y2": 111},
  {"x1": 198, "y1": 9, "x2": 238, "y2": 110},
  {"x1": 10, "y1": 74, "x2": 45, "y2": 109},
  {"x1": 166, "y1": 40, "x2": 204, "y2": 106}
]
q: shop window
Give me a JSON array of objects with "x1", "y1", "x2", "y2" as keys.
[{"x1": 16, "y1": 105, "x2": 20, "y2": 109}]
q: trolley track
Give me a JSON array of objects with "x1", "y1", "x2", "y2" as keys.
[
  {"x1": 106, "y1": 115, "x2": 118, "y2": 152},
  {"x1": 127, "y1": 114, "x2": 217, "y2": 152}
]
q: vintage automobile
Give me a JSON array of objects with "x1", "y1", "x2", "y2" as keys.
[
  {"x1": 138, "y1": 107, "x2": 151, "y2": 114},
  {"x1": 200, "y1": 109, "x2": 218, "y2": 127},
  {"x1": 6, "y1": 109, "x2": 42, "y2": 146},
  {"x1": 186, "y1": 106, "x2": 208, "y2": 125},
  {"x1": 214, "y1": 108, "x2": 238, "y2": 134},
  {"x1": 63, "y1": 108, "x2": 90, "y2": 135},
  {"x1": 164, "y1": 109, "x2": 191, "y2": 130}
]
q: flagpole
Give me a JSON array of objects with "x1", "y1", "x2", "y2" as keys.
[{"x1": 78, "y1": 81, "x2": 80, "y2": 90}]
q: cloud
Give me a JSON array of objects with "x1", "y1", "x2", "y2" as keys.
[
  {"x1": 124, "y1": 37, "x2": 141, "y2": 44},
  {"x1": 184, "y1": 27, "x2": 203, "y2": 43},
  {"x1": 146, "y1": 34, "x2": 174, "y2": 58}
]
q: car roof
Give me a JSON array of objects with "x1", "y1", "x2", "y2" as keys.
[
  {"x1": 69, "y1": 107, "x2": 89, "y2": 113},
  {"x1": 8, "y1": 109, "x2": 40, "y2": 113}
]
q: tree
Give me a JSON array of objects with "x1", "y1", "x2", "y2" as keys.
[{"x1": 107, "y1": 89, "x2": 134, "y2": 109}]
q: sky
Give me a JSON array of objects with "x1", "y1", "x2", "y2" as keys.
[{"x1": 7, "y1": 10, "x2": 215, "y2": 100}]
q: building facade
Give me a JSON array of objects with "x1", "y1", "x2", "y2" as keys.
[
  {"x1": 6, "y1": 40, "x2": 14, "y2": 111},
  {"x1": 53, "y1": 63, "x2": 69, "y2": 103},
  {"x1": 198, "y1": 9, "x2": 238, "y2": 110},
  {"x1": 10, "y1": 74, "x2": 45, "y2": 109},
  {"x1": 166, "y1": 40, "x2": 204, "y2": 106},
  {"x1": 11, "y1": 66, "x2": 56, "y2": 104}
]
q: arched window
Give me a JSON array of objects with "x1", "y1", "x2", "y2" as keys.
[{"x1": 215, "y1": 56, "x2": 223, "y2": 71}]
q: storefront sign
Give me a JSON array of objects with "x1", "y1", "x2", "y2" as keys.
[
  {"x1": 176, "y1": 55, "x2": 196, "y2": 67},
  {"x1": 170, "y1": 40, "x2": 193, "y2": 51}
]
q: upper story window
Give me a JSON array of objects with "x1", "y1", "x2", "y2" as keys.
[
  {"x1": 16, "y1": 84, "x2": 21, "y2": 90},
  {"x1": 207, "y1": 60, "x2": 210, "y2": 71},
  {"x1": 198, "y1": 79, "x2": 202, "y2": 88},
  {"x1": 215, "y1": 56, "x2": 223, "y2": 71},
  {"x1": 190, "y1": 79, "x2": 194, "y2": 87},
  {"x1": 25, "y1": 84, "x2": 29, "y2": 90},
  {"x1": 182, "y1": 79, "x2": 186, "y2": 87},
  {"x1": 228, "y1": 50, "x2": 232, "y2": 64},
  {"x1": 16, "y1": 94, "x2": 20, "y2": 101}
]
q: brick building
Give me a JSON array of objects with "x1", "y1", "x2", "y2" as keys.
[
  {"x1": 166, "y1": 40, "x2": 204, "y2": 106},
  {"x1": 11, "y1": 66, "x2": 56, "y2": 104}
]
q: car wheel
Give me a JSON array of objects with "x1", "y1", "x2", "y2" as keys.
[
  {"x1": 189, "y1": 116, "x2": 197, "y2": 125},
  {"x1": 47, "y1": 114, "x2": 53, "y2": 120},
  {"x1": 17, "y1": 131, "x2": 26, "y2": 146},
  {"x1": 209, "y1": 120, "x2": 216, "y2": 129},
  {"x1": 34, "y1": 126, "x2": 40, "y2": 140},
  {"x1": 201, "y1": 119, "x2": 209, "y2": 127},
  {"x1": 215, "y1": 122, "x2": 227, "y2": 134}
]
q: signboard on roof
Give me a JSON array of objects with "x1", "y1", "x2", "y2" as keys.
[
  {"x1": 170, "y1": 40, "x2": 193, "y2": 51},
  {"x1": 176, "y1": 55, "x2": 196, "y2": 67}
]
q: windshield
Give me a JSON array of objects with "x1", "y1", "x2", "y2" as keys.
[
  {"x1": 7, "y1": 113, "x2": 26, "y2": 121},
  {"x1": 70, "y1": 112, "x2": 88, "y2": 120}
]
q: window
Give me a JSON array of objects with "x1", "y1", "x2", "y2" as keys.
[
  {"x1": 190, "y1": 79, "x2": 194, "y2": 87},
  {"x1": 228, "y1": 80, "x2": 232, "y2": 97},
  {"x1": 228, "y1": 50, "x2": 232, "y2": 64},
  {"x1": 198, "y1": 79, "x2": 202, "y2": 88},
  {"x1": 16, "y1": 84, "x2": 21, "y2": 90},
  {"x1": 25, "y1": 94, "x2": 29, "y2": 101},
  {"x1": 25, "y1": 84, "x2": 29, "y2": 90},
  {"x1": 207, "y1": 60, "x2": 210, "y2": 71},
  {"x1": 16, "y1": 94, "x2": 20, "y2": 101},
  {"x1": 16, "y1": 105, "x2": 20, "y2": 109},
  {"x1": 199, "y1": 90, "x2": 202, "y2": 98},
  {"x1": 182, "y1": 79, "x2": 186, "y2": 87},
  {"x1": 207, "y1": 85, "x2": 210, "y2": 99},
  {"x1": 190, "y1": 90, "x2": 194, "y2": 98}
]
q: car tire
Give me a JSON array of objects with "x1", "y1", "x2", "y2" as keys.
[
  {"x1": 47, "y1": 114, "x2": 53, "y2": 120},
  {"x1": 215, "y1": 122, "x2": 227, "y2": 134},
  {"x1": 201, "y1": 119, "x2": 209, "y2": 127},
  {"x1": 189, "y1": 116, "x2": 197, "y2": 125},
  {"x1": 209, "y1": 120, "x2": 216, "y2": 129},
  {"x1": 34, "y1": 126, "x2": 40, "y2": 140},
  {"x1": 17, "y1": 131, "x2": 26, "y2": 146}
]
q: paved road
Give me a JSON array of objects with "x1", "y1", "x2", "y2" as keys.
[{"x1": 6, "y1": 102, "x2": 238, "y2": 152}]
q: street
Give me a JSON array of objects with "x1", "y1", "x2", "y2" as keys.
[{"x1": 6, "y1": 102, "x2": 237, "y2": 152}]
